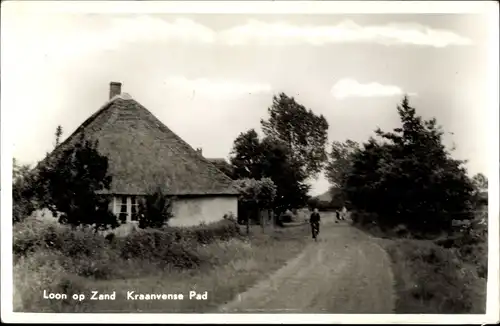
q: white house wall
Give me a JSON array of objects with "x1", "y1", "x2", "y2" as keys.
[
  {"x1": 169, "y1": 196, "x2": 238, "y2": 227},
  {"x1": 30, "y1": 196, "x2": 239, "y2": 233}
]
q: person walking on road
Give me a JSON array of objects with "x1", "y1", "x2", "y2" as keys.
[{"x1": 310, "y1": 208, "x2": 321, "y2": 241}]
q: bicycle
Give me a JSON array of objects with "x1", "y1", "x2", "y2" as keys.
[{"x1": 311, "y1": 222, "x2": 320, "y2": 241}]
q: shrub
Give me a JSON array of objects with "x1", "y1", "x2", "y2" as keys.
[
  {"x1": 14, "y1": 216, "x2": 242, "y2": 283},
  {"x1": 434, "y1": 212, "x2": 488, "y2": 279},
  {"x1": 120, "y1": 229, "x2": 201, "y2": 269},
  {"x1": 180, "y1": 219, "x2": 241, "y2": 244},
  {"x1": 120, "y1": 219, "x2": 240, "y2": 269},
  {"x1": 13, "y1": 195, "x2": 36, "y2": 224},
  {"x1": 13, "y1": 220, "x2": 46, "y2": 258},
  {"x1": 138, "y1": 187, "x2": 174, "y2": 229},
  {"x1": 52, "y1": 227, "x2": 108, "y2": 257},
  {"x1": 13, "y1": 220, "x2": 121, "y2": 280}
]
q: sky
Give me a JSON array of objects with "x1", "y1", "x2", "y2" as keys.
[{"x1": 2, "y1": 2, "x2": 496, "y2": 196}]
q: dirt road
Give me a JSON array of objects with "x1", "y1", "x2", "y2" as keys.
[{"x1": 218, "y1": 222, "x2": 395, "y2": 313}]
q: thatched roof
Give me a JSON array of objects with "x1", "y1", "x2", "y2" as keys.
[{"x1": 40, "y1": 92, "x2": 239, "y2": 196}]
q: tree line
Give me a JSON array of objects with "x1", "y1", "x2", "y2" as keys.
[
  {"x1": 226, "y1": 94, "x2": 488, "y2": 235},
  {"x1": 13, "y1": 92, "x2": 488, "y2": 236}
]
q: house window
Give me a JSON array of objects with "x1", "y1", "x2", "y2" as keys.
[
  {"x1": 131, "y1": 196, "x2": 139, "y2": 222},
  {"x1": 119, "y1": 196, "x2": 128, "y2": 224},
  {"x1": 113, "y1": 196, "x2": 141, "y2": 223}
]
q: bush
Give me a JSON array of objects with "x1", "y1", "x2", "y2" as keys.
[
  {"x1": 120, "y1": 219, "x2": 240, "y2": 268},
  {"x1": 13, "y1": 220, "x2": 122, "y2": 280},
  {"x1": 434, "y1": 212, "x2": 488, "y2": 279},
  {"x1": 13, "y1": 196, "x2": 36, "y2": 224},
  {"x1": 13, "y1": 220, "x2": 46, "y2": 258},
  {"x1": 138, "y1": 187, "x2": 174, "y2": 229},
  {"x1": 181, "y1": 219, "x2": 241, "y2": 244},
  {"x1": 13, "y1": 217, "x2": 242, "y2": 282},
  {"x1": 120, "y1": 229, "x2": 201, "y2": 269}
]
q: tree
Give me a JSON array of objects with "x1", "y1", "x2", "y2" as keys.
[
  {"x1": 260, "y1": 137, "x2": 310, "y2": 215},
  {"x1": 325, "y1": 140, "x2": 360, "y2": 208},
  {"x1": 230, "y1": 133, "x2": 310, "y2": 217},
  {"x1": 325, "y1": 140, "x2": 360, "y2": 188},
  {"x1": 233, "y1": 178, "x2": 277, "y2": 234},
  {"x1": 138, "y1": 186, "x2": 174, "y2": 229},
  {"x1": 36, "y1": 133, "x2": 118, "y2": 231},
  {"x1": 13, "y1": 158, "x2": 36, "y2": 223},
  {"x1": 230, "y1": 129, "x2": 263, "y2": 179},
  {"x1": 471, "y1": 173, "x2": 488, "y2": 207},
  {"x1": 344, "y1": 96, "x2": 475, "y2": 234},
  {"x1": 54, "y1": 125, "x2": 63, "y2": 148},
  {"x1": 208, "y1": 159, "x2": 236, "y2": 180},
  {"x1": 471, "y1": 173, "x2": 488, "y2": 193},
  {"x1": 261, "y1": 93, "x2": 329, "y2": 179}
]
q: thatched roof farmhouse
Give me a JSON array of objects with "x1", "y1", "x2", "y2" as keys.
[{"x1": 39, "y1": 82, "x2": 239, "y2": 228}]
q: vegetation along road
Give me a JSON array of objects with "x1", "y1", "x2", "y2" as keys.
[{"x1": 218, "y1": 218, "x2": 395, "y2": 313}]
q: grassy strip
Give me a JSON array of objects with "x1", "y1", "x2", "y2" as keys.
[
  {"x1": 381, "y1": 238, "x2": 486, "y2": 314},
  {"x1": 14, "y1": 222, "x2": 310, "y2": 313},
  {"x1": 358, "y1": 221, "x2": 487, "y2": 314}
]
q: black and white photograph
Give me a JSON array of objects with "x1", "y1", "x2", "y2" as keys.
[{"x1": 1, "y1": 1, "x2": 499, "y2": 324}]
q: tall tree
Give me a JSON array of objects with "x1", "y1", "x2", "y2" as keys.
[
  {"x1": 230, "y1": 132, "x2": 309, "y2": 217},
  {"x1": 260, "y1": 93, "x2": 329, "y2": 178},
  {"x1": 230, "y1": 129, "x2": 263, "y2": 179},
  {"x1": 344, "y1": 96, "x2": 475, "y2": 234},
  {"x1": 324, "y1": 140, "x2": 360, "y2": 208},
  {"x1": 260, "y1": 137, "x2": 310, "y2": 213},
  {"x1": 36, "y1": 133, "x2": 118, "y2": 231},
  {"x1": 325, "y1": 140, "x2": 360, "y2": 188}
]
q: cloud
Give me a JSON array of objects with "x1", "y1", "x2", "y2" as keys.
[
  {"x1": 5, "y1": 15, "x2": 472, "y2": 68},
  {"x1": 219, "y1": 19, "x2": 473, "y2": 48},
  {"x1": 163, "y1": 76, "x2": 272, "y2": 99},
  {"x1": 108, "y1": 16, "x2": 216, "y2": 45},
  {"x1": 4, "y1": 15, "x2": 216, "y2": 67},
  {"x1": 331, "y1": 78, "x2": 416, "y2": 99}
]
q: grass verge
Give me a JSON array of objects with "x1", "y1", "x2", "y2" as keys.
[
  {"x1": 14, "y1": 221, "x2": 310, "y2": 313},
  {"x1": 356, "y1": 219, "x2": 487, "y2": 314}
]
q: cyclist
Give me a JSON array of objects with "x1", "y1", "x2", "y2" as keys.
[{"x1": 310, "y1": 208, "x2": 321, "y2": 241}]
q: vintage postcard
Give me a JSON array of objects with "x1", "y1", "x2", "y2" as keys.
[{"x1": 1, "y1": 0, "x2": 498, "y2": 324}]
